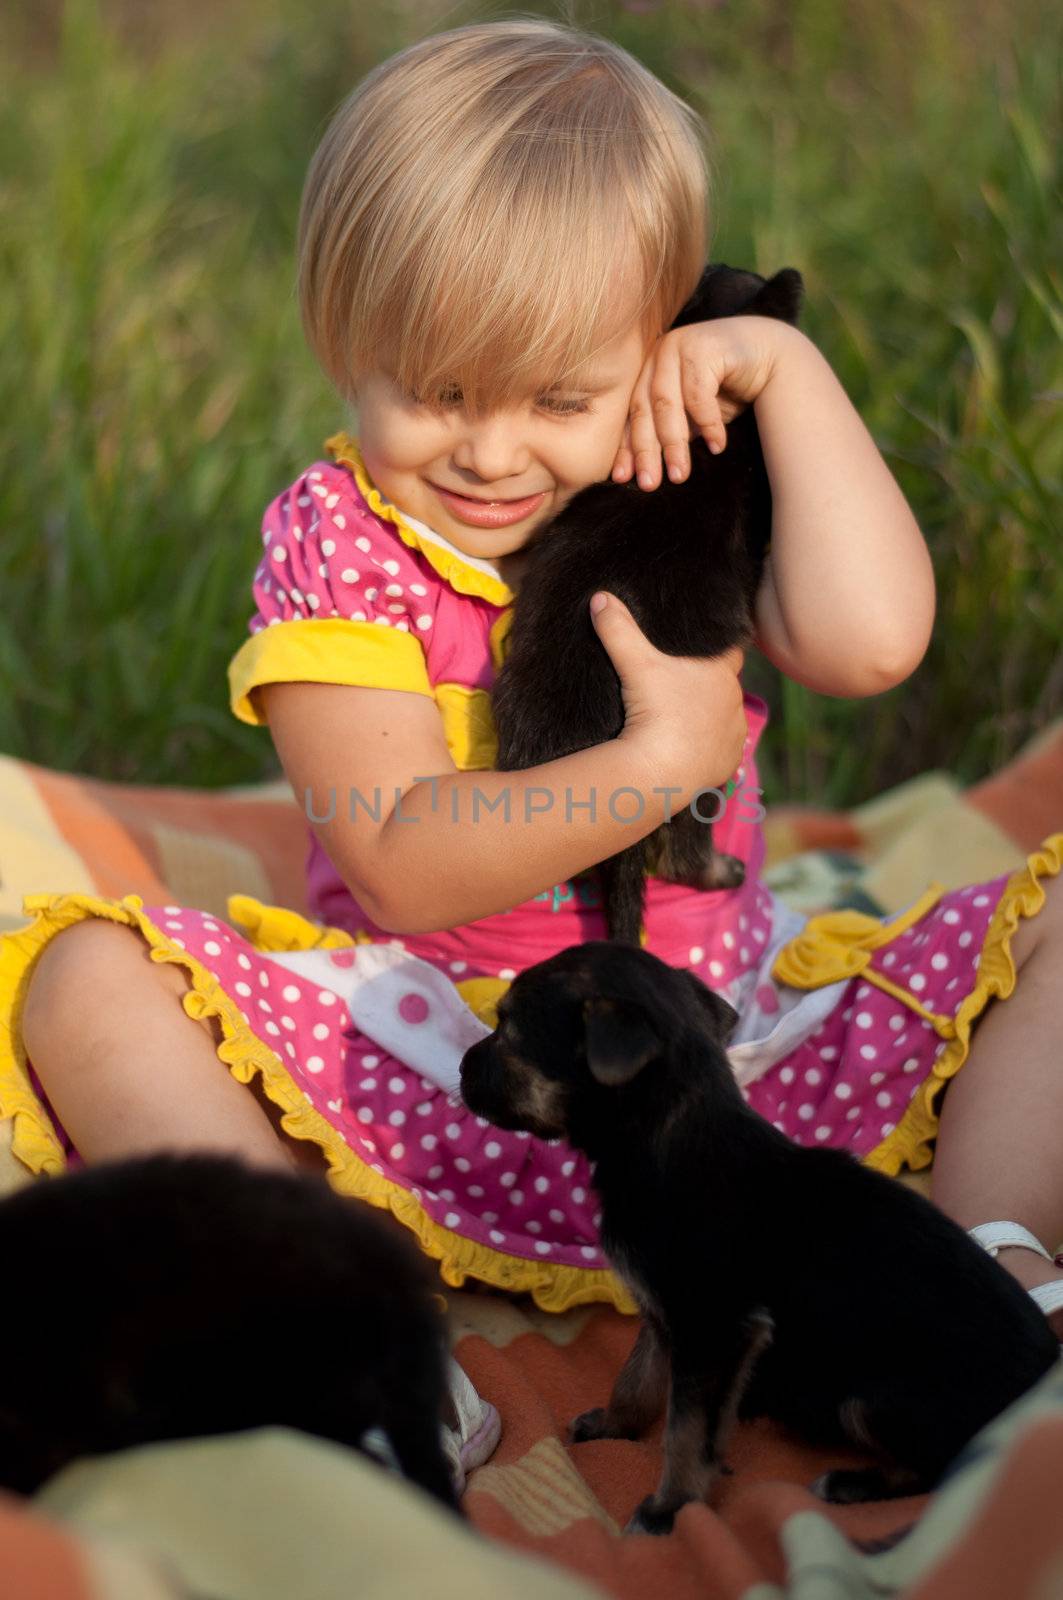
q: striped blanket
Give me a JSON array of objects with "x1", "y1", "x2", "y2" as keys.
[{"x1": 1, "y1": 721, "x2": 1062, "y2": 1595}]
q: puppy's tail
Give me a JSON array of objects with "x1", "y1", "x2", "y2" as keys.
[{"x1": 595, "y1": 846, "x2": 647, "y2": 946}]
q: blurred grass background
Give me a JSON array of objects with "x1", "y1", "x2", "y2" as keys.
[{"x1": 0, "y1": 0, "x2": 1059, "y2": 810}]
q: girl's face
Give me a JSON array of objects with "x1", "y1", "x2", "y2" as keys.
[{"x1": 351, "y1": 317, "x2": 656, "y2": 583}]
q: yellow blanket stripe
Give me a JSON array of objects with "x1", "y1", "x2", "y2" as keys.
[{"x1": 0, "y1": 890, "x2": 635, "y2": 1315}]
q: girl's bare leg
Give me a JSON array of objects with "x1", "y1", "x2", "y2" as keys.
[
  {"x1": 931, "y1": 871, "x2": 1063, "y2": 1335},
  {"x1": 21, "y1": 919, "x2": 325, "y2": 1174},
  {"x1": 19, "y1": 919, "x2": 485, "y2": 1439}
]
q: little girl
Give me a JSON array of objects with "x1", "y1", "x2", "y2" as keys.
[{"x1": 4, "y1": 12, "x2": 1063, "y2": 1421}]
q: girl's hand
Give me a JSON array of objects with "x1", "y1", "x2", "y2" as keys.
[
  {"x1": 589, "y1": 591, "x2": 748, "y2": 793},
  {"x1": 612, "y1": 315, "x2": 794, "y2": 491}
]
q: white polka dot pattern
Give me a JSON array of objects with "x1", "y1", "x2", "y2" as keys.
[
  {"x1": 249, "y1": 466, "x2": 439, "y2": 640},
  {"x1": 38, "y1": 902, "x2": 605, "y2": 1271},
  {"x1": 25, "y1": 865, "x2": 1009, "y2": 1290},
  {"x1": 744, "y1": 872, "x2": 1012, "y2": 1161},
  {"x1": 144, "y1": 458, "x2": 1045, "y2": 1292}
]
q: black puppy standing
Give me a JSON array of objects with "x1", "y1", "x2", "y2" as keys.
[
  {"x1": 460, "y1": 942, "x2": 1059, "y2": 1535},
  {"x1": 491, "y1": 263, "x2": 802, "y2": 946}
]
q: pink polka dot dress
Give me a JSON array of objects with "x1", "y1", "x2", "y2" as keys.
[{"x1": 3, "y1": 430, "x2": 1061, "y2": 1314}]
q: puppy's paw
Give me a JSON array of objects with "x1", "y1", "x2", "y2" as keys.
[
  {"x1": 569, "y1": 1407, "x2": 610, "y2": 1443},
  {"x1": 811, "y1": 1467, "x2": 895, "y2": 1504},
  {"x1": 570, "y1": 1406, "x2": 646, "y2": 1443},
  {"x1": 813, "y1": 1463, "x2": 930, "y2": 1503},
  {"x1": 625, "y1": 1494, "x2": 679, "y2": 1537}
]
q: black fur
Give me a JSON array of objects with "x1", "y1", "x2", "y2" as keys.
[
  {"x1": 460, "y1": 941, "x2": 1060, "y2": 1533},
  {"x1": 0, "y1": 1152, "x2": 459, "y2": 1510},
  {"x1": 491, "y1": 264, "x2": 803, "y2": 945}
]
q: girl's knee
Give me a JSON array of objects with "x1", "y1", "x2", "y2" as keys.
[
  {"x1": 1017, "y1": 869, "x2": 1063, "y2": 963},
  {"x1": 22, "y1": 919, "x2": 147, "y2": 1056},
  {"x1": 1039, "y1": 870, "x2": 1063, "y2": 933}
]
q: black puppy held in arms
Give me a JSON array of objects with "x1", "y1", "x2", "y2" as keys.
[
  {"x1": 490, "y1": 263, "x2": 804, "y2": 946},
  {"x1": 0, "y1": 1153, "x2": 459, "y2": 1512},
  {"x1": 459, "y1": 942, "x2": 1060, "y2": 1535}
]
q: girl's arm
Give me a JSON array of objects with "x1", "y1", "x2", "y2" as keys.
[
  {"x1": 750, "y1": 324, "x2": 936, "y2": 698},
  {"x1": 616, "y1": 318, "x2": 937, "y2": 700},
  {"x1": 260, "y1": 614, "x2": 748, "y2": 937}
]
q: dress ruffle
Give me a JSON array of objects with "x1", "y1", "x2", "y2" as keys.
[
  {"x1": 325, "y1": 432, "x2": 516, "y2": 610},
  {"x1": 770, "y1": 832, "x2": 1063, "y2": 1175},
  {"x1": 0, "y1": 890, "x2": 635, "y2": 1315},
  {"x1": 5, "y1": 833, "x2": 1061, "y2": 1303}
]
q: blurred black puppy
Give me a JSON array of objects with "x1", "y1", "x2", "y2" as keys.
[
  {"x1": 460, "y1": 942, "x2": 1059, "y2": 1535},
  {"x1": 491, "y1": 263, "x2": 803, "y2": 945},
  {"x1": 0, "y1": 1152, "x2": 458, "y2": 1510}
]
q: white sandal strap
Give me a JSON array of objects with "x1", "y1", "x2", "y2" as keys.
[
  {"x1": 1029, "y1": 1280, "x2": 1063, "y2": 1317},
  {"x1": 968, "y1": 1222, "x2": 1054, "y2": 1262}
]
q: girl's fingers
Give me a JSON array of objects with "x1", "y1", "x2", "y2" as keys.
[
  {"x1": 629, "y1": 336, "x2": 685, "y2": 490},
  {"x1": 618, "y1": 337, "x2": 732, "y2": 490},
  {"x1": 680, "y1": 349, "x2": 727, "y2": 457},
  {"x1": 698, "y1": 392, "x2": 728, "y2": 456},
  {"x1": 611, "y1": 420, "x2": 635, "y2": 483},
  {"x1": 624, "y1": 384, "x2": 659, "y2": 490}
]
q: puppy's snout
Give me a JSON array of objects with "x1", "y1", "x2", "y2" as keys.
[
  {"x1": 458, "y1": 1037, "x2": 497, "y2": 1112},
  {"x1": 460, "y1": 1027, "x2": 570, "y2": 1141},
  {"x1": 459, "y1": 1035, "x2": 521, "y2": 1128}
]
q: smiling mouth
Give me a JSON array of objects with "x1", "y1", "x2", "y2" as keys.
[{"x1": 430, "y1": 482, "x2": 540, "y2": 504}]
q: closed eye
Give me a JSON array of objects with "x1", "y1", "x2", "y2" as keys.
[
  {"x1": 396, "y1": 382, "x2": 590, "y2": 417},
  {"x1": 538, "y1": 396, "x2": 591, "y2": 415}
]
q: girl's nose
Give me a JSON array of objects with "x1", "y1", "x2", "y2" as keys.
[{"x1": 452, "y1": 415, "x2": 531, "y2": 488}]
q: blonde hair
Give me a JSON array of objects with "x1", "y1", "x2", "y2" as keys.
[{"x1": 297, "y1": 16, "x2": 711, "y2": 418}]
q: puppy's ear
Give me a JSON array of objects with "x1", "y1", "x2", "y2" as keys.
[
  {"x1": 582, "y1": 997, "x2": 661, "y2": 1087},
  {"x1": 680, "y1": 264, "x2": 803, "y2": 329},
  {"x1": 682, "y1": 970, "x2": 740, "y2": 1043},
  {"x1": 747, "y1": 267, "x2": 804, "y2": 326},
  {"x1": 674, "y1": 264, "x2": 766, "y2": 326}
]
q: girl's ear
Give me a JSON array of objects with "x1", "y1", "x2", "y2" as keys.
[{"x1": 582, "y1": 997, "x2": 662, "y2": 1087}]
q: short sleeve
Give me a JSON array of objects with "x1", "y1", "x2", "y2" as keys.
[{"x1": 228, "y1": 464, "x2": 441, "y2": 726}]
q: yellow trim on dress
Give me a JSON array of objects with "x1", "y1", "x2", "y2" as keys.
[
  {"x1": 325, "y1": 432, "x2": 516, "y2": 610},
  {"x1": 0, "y1": 889, "x2": 635, "y2": 1315},
  {"x1": 227, "y1": 622, "x2": 499, "y2": 773},
  {"x1": 771, "y1": 883, "x2": 954, "y2": 1029},
  {"x1": 433, "y1": 683, "x2": 500, "y2": 772},
  {"x1": 437, "y1": 608, "x2": 514, "y2": 770},
  {"x1": 770, "y1": 832, "x2": 1063, "y2": 1175},
  {"x1": 489, "y1": 608, "x2": 514, "y2": 673},
  {"x1": 228, "y1": 440, "x2": 518, "y2": 770},
  {"x1": 228, "y1": 618, "x2": 434, "y2": 727}
]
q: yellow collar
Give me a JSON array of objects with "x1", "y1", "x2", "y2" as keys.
[{"x1": 324, "y1": 432, "x2": 515, "y2": 608}]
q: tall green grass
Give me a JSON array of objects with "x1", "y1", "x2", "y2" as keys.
[{"x1": 1, "y1": 0, "x2": 1060, "y2": 807}]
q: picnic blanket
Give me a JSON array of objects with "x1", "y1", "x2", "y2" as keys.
[
  {"x1": 2, "y1": 718, "x2": 1062, "y2": 1596},
  {"x1": 4, "y1": 1327, "x2": 1063, "y2": 1598}
]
